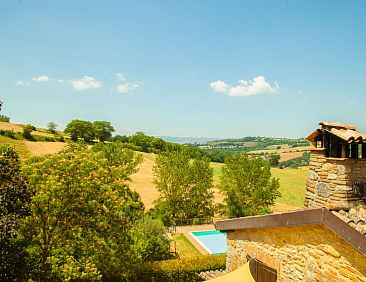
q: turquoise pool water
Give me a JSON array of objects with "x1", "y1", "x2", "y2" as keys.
[{"x1": 189, "y1": 230, "x2": 227, "y2": 254}]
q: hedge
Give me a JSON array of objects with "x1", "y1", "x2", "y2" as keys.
[{"x1": 108, "y1": 254, "x2": 226, "y2": 282}]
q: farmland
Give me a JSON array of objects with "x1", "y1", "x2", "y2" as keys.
[{"x1": 0, "y1": 121, "x2": 308, "y2": 212}]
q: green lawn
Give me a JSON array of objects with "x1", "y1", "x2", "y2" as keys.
[
  {"x1": 272, "y1": 167, "x2": 308, "y2": 207},
  {"x1": 210, "y1": 162, "x2": 308, "y2": 208},
  {"x1": 172, "y1": 233, "x2": 201, "y2": 257}
]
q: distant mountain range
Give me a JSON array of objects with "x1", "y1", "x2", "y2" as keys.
[{"x1": 156, "y1": 136, "x2": 221, "y2": 144}]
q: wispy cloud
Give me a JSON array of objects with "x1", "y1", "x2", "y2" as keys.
[
  {"x1": 15, "y1": 80, "x2": 25, "y2": 86},
  {"x1": 32, "y1": 75, "x2": 49, "y2": 82},
  {"x1": 70, "y1": 76, "x2": 101, "y2": 91},
  {"x1": 115, "y1": 73, "x2": 141, "y2": 93},
  {"x1": 210, "y1": 76, "x2": 279, "y2": 97},
  {"x1": 116, "y1": 83, "x2": 140, "y2": 93},
  {"x1": 116, "y1": 73, "x2": 126, "y2": 82}
]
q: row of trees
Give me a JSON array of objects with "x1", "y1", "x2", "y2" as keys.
[
  {"x1": 150, "y1": 150, "x2": 281, "y2": 225},
  {"x1": 64, "y1": 120, "x2": 115, "y2": 142},
  {"x1": 1, "y1": 143, "x2": 171, "y2": 281}
]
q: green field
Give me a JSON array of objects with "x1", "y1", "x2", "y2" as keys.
[
  {"x1": 210, "y1": 162, "x2": 307, "y2": 208},
  {"x1": 272, "y1": 167, "x2": 308, "y2": 207}
]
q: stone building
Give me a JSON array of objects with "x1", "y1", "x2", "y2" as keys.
[{"x1": 214, "y1": 122, "x2": 366, "y2": 281}]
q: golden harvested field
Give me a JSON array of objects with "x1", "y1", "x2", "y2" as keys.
[
  {"x1": 24, "y1": 141, "x2": 66, "y2": 157},
  {"x1": 0, "y1": 121, "x2": 23, "y2": 132},
  {"x1": 129, "y1": 153, "x2": 159, "y2": 210},
  {"x1": 250, "y1": 146, "x2": 310, "y2": 161}
]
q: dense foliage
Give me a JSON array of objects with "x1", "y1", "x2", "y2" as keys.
[
  {"x1": 123, "y1": 254, "x2": 226, "y2": 282},
  {"x1": 22, "y1": 124, "x2": 35, "y2": 141},
  {"x1": 64, "y1": 119, "x2": 95, "y2": 142},
  {"x1": 93, "y1": 121, "x2": 115, "y2": 142},
  {"x1": 219, "y1": 154, "x2": 281, "y2": 217},
  {"x1": 0, "y1": 129, "x2": 16, "y2": 139},
  {"x1": 131, "y1": 217, "x2": 171, "y2": 263},
  {"x1": 22, "y1": 143, "x2": 146, "y2": 281},
  {"x1": 0, "y1": 146, "x2": 34, "y2": 281},
  {"x1": 267, "y1": 153, "x2": 280, "y2": 167},
  {"x1": 152, "y1": 151, "x2": 215, "y2": 225},
  {"x1": 0, "y1": 115, "x2": 10, "y2": 122}
]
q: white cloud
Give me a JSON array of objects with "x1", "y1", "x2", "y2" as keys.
[
  {"x1": 210, "y1": 76, "x2": 279, "y2": 97},
  {"x1": 70, "y1": 76, "x2": 101, "y2": 91},
  {"x1": 32, "y1": 75, "x2": 49, "y2": 82},
  {"x1": 115, "y1": 73, "x2": 141, "y2": 93},
  {"x1": 116, "y1": 83, "x2": 140, "y2": 93},
  {"x1": 15, "y1": 80, "x2": 25, "y2": 86},
  {"x1": 116, "y1": 73, "x2": 126, "y2": 81}
]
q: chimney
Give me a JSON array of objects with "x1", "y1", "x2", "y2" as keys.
[{"x1": 305, "y1": 122, "x2": 366, "y2": 210}]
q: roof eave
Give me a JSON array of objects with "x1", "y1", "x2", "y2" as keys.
[{"x1": 215, "y1": 208, "x2": 366, "y2": 256}]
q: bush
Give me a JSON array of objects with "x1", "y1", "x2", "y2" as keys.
[
  {"x1": 0, "y1": 115, "x2": 10, "y2": 122},
  {"x1": 22, "y1": 124, "x2": 35, "y2": 141},
  {"x1": 0, "y1": 146, "x2": 34, "y2": 280},
  {"x1": 119, "y1": 254, "x2": 226, "y2": 282},
  {"x1": 0, "y1": 129, "x2": 16, "y2": 139}
]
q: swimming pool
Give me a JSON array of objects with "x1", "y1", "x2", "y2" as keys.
[{"x1": 189, "y1": 230, "x2": 227, "y2": 254}]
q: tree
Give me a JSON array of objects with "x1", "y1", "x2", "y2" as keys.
[
  {"x1": 131, "y1": 217, "x2": 171, "y2": 263},
  {"x1": 93, "y1": 121, "x2": 115, "y2": 142},
  {"x1": 111, "y1": 134, "x2": 129, "y2": 143},
  {"x1": 22, "y1": 124, "x2": 34, "y2": 141},
  {"x1": 64, "y1": 119, "x2": 94, "y2": 142},
  {"x1": 0, "y1": 115, "x2": 10, "y2": 122},
  {"x1": 129, "y1": 132, "x2": 152, "y2": 152},
  {"x1": 219, "y1": 154, "x2": 280, "y2": 218},
  {"x1": 47, "y1": 122, "x2": 57, "y2": 133},
  {"x1": 0, "y1": 146, "x2": 34, "y2": 281},
  {"x1": 153, "y1": 150, "x2": 215, "y2": 224},
  {"x1": 268, "y1": 153, "x2": 280, "y2": 167},
  {"x1": 22, "y1": 143, "x2": 144, "y2": 281}
]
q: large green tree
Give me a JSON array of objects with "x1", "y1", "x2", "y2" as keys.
[
  {"x1": 93, "y1": 121, "x2": 115, "y2": 142},
  {"x1": 22, "y1": 143, "x2": 144, "y2": 281},
  {"x1": 219, "y1": 154, "x2": 280, "y2": 218},
  {"x1": 153, "y1": 151, "x2": 215, "y2": 224},
  {"x1": 0, "y1": 146, "x2": 34, "y2": 281},
  {"x1": 64, "y1": 119, "x2": 94, "y2": 142}
]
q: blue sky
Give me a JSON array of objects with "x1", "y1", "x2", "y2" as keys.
[{"x1": 1, "y1": 0, "x2": 365, "y2": 138}]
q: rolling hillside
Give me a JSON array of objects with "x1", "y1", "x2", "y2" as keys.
[{"x1": 1, "y1": 121, "x2": 308, "y2": 212}]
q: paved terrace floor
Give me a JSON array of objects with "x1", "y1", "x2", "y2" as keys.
[{"x1": 175, "y1": 224, "x2": 216, "y2": 255}]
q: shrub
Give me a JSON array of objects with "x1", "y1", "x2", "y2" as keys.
[
  {"x1": 118, "y1": 254, "x2": 226, "y2": 282},
  {"x1": 0, "y1": 115, "x2": 10, "y2": 122},
  {"x1": 0, "y1": 146, "x2": 34, "y2": 280},
  {"x1": 0, "y1": 129, "x2": 15, "y2": 139},
  {"x1": 22, "y1": 124, "x2": 35, "y2": 141}
]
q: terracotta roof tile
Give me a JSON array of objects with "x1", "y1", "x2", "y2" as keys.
[
  {"x1": 319, "y1": 122, "x2": 356, "y2": 130},
  {"x1": 325, "y1": 128, "x2": 366, "y2": 143}
]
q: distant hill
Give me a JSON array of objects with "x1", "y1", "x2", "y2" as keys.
[
  {"x1": 190, "y1": 136, "x2": 309, "y2": 153},
  {"x1": 156, "y1": 136, "x2": 220, "y2": 144}
]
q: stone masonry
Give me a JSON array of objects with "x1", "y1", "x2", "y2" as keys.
[
  {"x1": 226, "y1": 225, "x2": 366, "y2": 282},
  {"x1": 305, "y1": 149, "x2": 366, "y2": 210}
]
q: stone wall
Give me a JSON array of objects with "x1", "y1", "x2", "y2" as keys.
[
  {"x1": 305, "y1": 149, "x2": 366, "y2": 209},
  {"x1": 226, "y1": 224, "x2": 366, "y2": 281}
]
